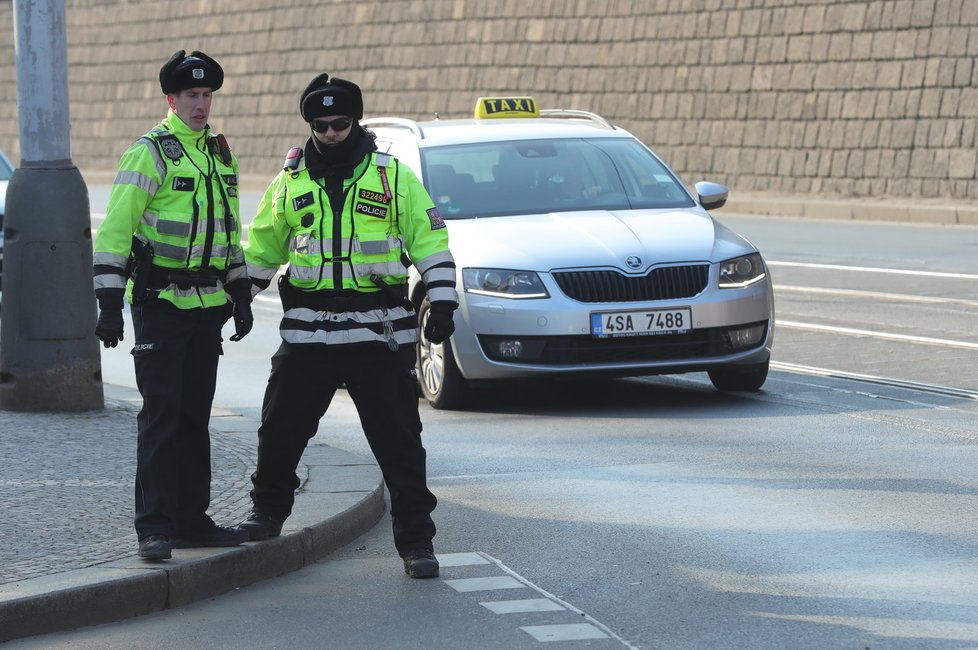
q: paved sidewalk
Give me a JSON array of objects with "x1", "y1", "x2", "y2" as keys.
[{"x1": 0, "y1": 383, "x2": 385, "y2": 643}]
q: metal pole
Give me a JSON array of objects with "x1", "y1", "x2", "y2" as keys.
[{"x1": 0, "y1": 0, "x2": 103, "y2": 411}]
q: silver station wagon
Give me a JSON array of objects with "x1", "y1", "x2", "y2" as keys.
[{"x1": 364, "y1": 97, "x2": 774, "y2": 409}]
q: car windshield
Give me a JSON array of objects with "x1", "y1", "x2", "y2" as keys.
[
  {"x1": 420, "y1": 137, "x2": 695, "y2": 219},
  {"x1": 0, "y1": 154, "x2": 12, "y2": 180}
]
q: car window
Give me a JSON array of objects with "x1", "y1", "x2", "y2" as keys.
[
  {"x1": 0, "y1": 154, "x2": 12, "y2": 180},
  {"x1": 420, "y1": 138, "x2": 694, "y2": 219}
]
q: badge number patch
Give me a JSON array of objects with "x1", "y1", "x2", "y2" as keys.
[{"x1": 358, "y1": 188, "x2": 390, "y2": 204}]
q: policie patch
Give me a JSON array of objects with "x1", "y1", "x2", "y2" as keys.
[
  {"x1": 355, "y1": 202, "x2": 388, "y2": 219},
  {"x1": 172, "y1": 176, "x2": 195, "y2": 191},
  {"x1": 427, "y1": 207, "x2": 445, "y2": 230},
  {"x1": 358, "y1": 188, "x2": 390, "y2": 205},
  {"x1": 292, "y1": 191, "x2": 314, "y2": 211}
]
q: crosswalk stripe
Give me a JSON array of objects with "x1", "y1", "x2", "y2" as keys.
[
  {"x1": 443, "y1": 575, "x2": 526, "y2": 592},
  {"x1": 521, "y1": 623, "x2": 611, "y2": 642},
  {"x1": 481, "y1": 598, "x2": 566, "y2": 614},
  {"x1": 438, "y1": 552, "x2": 492, "y2": 567}
]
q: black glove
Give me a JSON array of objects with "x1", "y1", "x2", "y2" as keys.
[
  {"x1": 229, "y1": 299, "x2": 253, "y2": 342},
  {"x1": 423, "y1": 304, "x2": 455, "y2": 344},
  {"x1": 95, "y1": 309, "x2": 124, "y2": 348}
]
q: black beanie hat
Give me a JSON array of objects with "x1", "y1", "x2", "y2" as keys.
[
  {"x1": 300, "y1": 73, "x2": 363, "y2": 121},
  {"x1": 159, "y1": 50, "x2": 224, "y2": 94}
]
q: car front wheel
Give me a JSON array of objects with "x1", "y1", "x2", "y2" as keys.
[
  {"x1": 708, "y1": 360, "x2": 769, "y2": 392},
  {"x1": 417, "y1": 297, "x2": 468, "y2": 409}
]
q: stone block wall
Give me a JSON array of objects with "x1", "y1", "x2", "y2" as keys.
[{"x1": 1, "y1": 0, "x2": 976, "y2": 202}]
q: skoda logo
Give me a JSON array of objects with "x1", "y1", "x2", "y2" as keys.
[{"x1": 625, "y1": 256, "x2": 642, "y2": 269}]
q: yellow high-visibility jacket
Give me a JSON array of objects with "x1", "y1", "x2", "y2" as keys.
[
  {"x1": 93, "y1": 109, "x2": 248, "y2": 310},
  {"x1": 246, "y1": 148, "x2": 457, "y2": 347}
]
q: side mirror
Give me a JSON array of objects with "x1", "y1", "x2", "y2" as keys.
[{"x1": 695, "y1": 181, "x2": 728, "y2": 211}]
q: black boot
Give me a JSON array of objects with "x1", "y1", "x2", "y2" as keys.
[
  {"x1": 402, "y1": 548, "x2": 439, "y2": 579},
  {"x1": 138, "y1": 534, "x2": 172, "y2": 561},
  {"x1": 171, "y1": 524, "x2": 248, "y2": 548},
  {"x1": 238, "y1": 511, "x2": 284, "y2": 541}
]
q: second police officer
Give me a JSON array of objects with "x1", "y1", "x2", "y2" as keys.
[
  {"x1": 239, "y1": 73, "x2": 458, "y2": 578},
  {"x1": 93, "y1": 50, "x2": 253, "y2": 560}
]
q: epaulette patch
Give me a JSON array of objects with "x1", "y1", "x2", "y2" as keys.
[{"x1": 283, "y1": 146, "x2": 304, "y2": 171}]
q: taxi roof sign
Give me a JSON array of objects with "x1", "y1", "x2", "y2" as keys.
[{"x1": 474, "y1": 96, "x2": 539, "y2": 119}]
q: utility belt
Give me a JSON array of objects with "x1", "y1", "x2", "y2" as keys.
[
  {"x1": 148, "y1": 267, "x2": 228, "y2": 291},
  {"x1": 279, "y1": 278, "x2": 408, "y2": 313}
]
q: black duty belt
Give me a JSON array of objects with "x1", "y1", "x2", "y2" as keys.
[
  {"x1": 288, "y1": 287, "x2": 408, "y2": 312},
  {"x1": 148, "y1": 267, "x2": 228, "y2": 291}
]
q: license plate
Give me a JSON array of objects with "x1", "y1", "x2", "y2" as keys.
[{"x1": 591, "y1": 308, "x2": 692, "y2": 338}]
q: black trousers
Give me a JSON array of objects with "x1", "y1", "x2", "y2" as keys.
[
  {"x1": 131, "y1": 298, "x2": 228, "y2": 539},
  {"x1": 250, "y1": 341, "x2": 437, "y2": 556}
]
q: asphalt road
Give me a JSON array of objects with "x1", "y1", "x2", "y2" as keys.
[{"x1": 14, "y1": 209, "x2": 978, "y2": 649}]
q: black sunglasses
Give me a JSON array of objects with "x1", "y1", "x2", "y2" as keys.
[{"x1": 311, "y1": 117, "x2": 354, "y2": 133}]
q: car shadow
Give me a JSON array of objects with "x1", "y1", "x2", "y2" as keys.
[
  {"x1": 446, "y1": 374, "x2": 766, "y2": 418},
  {"x1": 437, "y1": 370, "x2": 978, "y2": 421}
]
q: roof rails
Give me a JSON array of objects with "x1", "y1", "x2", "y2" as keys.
[
  {"x1": 361, "y1": 117, "x2": 425, "y2": 139},
  {"x1": 539, "y1": 108, "x2": 615, "y2": 130}
]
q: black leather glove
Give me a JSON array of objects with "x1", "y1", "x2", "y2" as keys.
[
  {"x1": 423, "y1": 304, "x2": 456, "y2": 344},
  {"x1": 229, "y1": 299, "x2": 253, "y2": 342},
  {"x1": 95, "y1": 309, "x2": 124, "y2": 348}
]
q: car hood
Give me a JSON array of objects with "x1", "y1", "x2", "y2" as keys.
[{"x1": 443, "y1": 208, "x2": 756, "y2": 272}]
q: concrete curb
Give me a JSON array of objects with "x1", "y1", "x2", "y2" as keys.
[
  {"x1": 0, "y1": 396, "x2": 386, "y2": 643},
  {"x1": 723, "y1": 194, "x2": 978, "y2": 226}
]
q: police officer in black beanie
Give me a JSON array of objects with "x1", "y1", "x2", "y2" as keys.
[{"x1": 241, "y1": 74, "x2": 459, "y2": 579}]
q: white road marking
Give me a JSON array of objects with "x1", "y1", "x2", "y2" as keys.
[
  {"x1": 438, "y1": 552, "x2": 491, "y2": 567},
  {"x1": 482, "y1": 599, "x2": 566, "y2": 614},
  {"x1": 444, "y1": 576, "x2": 526, "y2": 592},
  {"x1": 521, "y1": 623, "x2": 611, "y2": 642},
  {"x1": 770, "y1": 361, "x2": 978, "y2": 401},
  {"x1": 469, "y1": 552, "x2": 640, "y2": 648},
  {"x1": 774, "y1": 284, "x2": 978, "y2": 308},
  {"x1": 768, "y1": 260, "x2": 978, "y2": 280},
  {"x1": 776, "y1": 320, "x2": 978, "y2": 350}
]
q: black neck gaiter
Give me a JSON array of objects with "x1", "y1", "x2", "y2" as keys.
[{"x1": 305, "y1": 125, "x2": 376, "y2": 182}]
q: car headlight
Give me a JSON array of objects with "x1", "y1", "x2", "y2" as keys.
[
  {"x1": 718, "y1": 253, "x2": 766, "y2": 288},
  {"x1": 462, "y1": 268, "x2": 550, "y2": 299}
]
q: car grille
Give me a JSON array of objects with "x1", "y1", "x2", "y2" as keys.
[
  {"x1": 552, "y1": 265, "x2": 709, "y2": 303},
  {"x1": 478, "y1": 321, "x2": 767, "y2": 365}
]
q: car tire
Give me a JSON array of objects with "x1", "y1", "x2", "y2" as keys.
[
  {"x1": 417, "y1": 297, "x2": 468, "y2": 409},
  {"x1": 708, "y1": 360, "x2": 769, "y2": 392}
]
